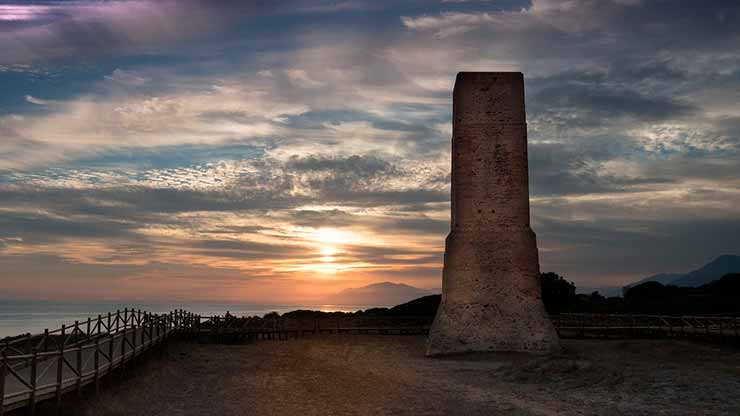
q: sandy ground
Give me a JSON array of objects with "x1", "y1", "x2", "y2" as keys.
[{"x1": 35, "y1": 335, "x2": 740, "y2": 416}]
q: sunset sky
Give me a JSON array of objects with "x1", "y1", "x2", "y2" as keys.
[{"x1": 1, "y1": 0, "x2": 739, "y2": 303}]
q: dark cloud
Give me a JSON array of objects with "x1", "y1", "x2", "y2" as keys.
[
  {"x1": 281, "y1": 155, "x2": 448, "y2": 205},
  {"x1": 529, "y1": 80, "x2": 697, "y2": 124},
  {"x1": 345, "y1": 244, "x2": 442, "y2": 265},
  {"x1": 286, "y1": 154, "x2": 396, "y2": 177},
  {"x1": 528, "y1": 139, "x2": 681, "y2": 197},
  {"x1": 287, "y1": 209, "x2": 357, "y2": 227},
  {"x1": 186, "y1": 239, "x2": 311, "y2": 261},
  {"x1": 0, "y1": 210, "x2": 135, "y2": 242},
  {"x1": 0, "y1": 1, "x2": 271, "y2": 65}
]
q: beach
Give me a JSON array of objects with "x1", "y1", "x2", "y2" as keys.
[{"x1": 33, "y1": 335, "x2": 740, "y2": 416}]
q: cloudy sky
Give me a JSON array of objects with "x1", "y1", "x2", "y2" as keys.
[{"x1": 1, "y1": 0, "x2": 739, "y2": 303}]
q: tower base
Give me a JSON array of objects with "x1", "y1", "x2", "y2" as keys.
[{"x1": 426, "y1": 229, "x2": 561, "y2": 356}]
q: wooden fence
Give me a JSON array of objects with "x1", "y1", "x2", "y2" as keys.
[
  {"x1": 0, "y1": 308, "x2": 199, "y2": 415},
  {"x1": 551, "y1": 313, "x2": 740, "y2": 341},
  {"x1": 196, "y1": 314, "x2": 433, "y2": 343},
  {"x1": 196, "y1": 312, "x2": 740, "y2": 343}
]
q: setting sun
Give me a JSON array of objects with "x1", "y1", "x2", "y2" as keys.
[
  {"x1": 312, "y1": 228, "x2": 358, "y2": 245},
  {"x1": 308, "y1": 228, "x2": 354, "y2": 274}
]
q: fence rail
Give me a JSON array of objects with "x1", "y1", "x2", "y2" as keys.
[{"x1": 551, "y1": 313, "x2": 740, "y2": 340}]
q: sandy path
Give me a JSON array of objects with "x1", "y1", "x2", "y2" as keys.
[{"x1": 34, "y1": 335, "x2": 740, "y2": 416}]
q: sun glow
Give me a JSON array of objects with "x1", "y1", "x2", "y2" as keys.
[
  {"x1": 306, "y1": 228, "x2": 358, "y2": 274},
  {"x1": 312, "y1": 228, "x2": 358, "y2": 245},
  {"x1": 320, "y1": 245, "x2": 337, "y2": 263}
]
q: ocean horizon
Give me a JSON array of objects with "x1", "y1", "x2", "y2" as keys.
[{"x1": 0, "y1": 300, "x2": 385, "y2": 338}]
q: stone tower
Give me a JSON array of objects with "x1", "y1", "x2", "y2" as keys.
[{"x1": 427, "y1": 72, "x2": 560, "y2": 356}]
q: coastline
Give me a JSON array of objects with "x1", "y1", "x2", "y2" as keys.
[{"x1": 0, "y1": 300, "x2": 381, "y2": 338}]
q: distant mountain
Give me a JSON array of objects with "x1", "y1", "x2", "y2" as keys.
[
  {"x1": 323, "y1": 282, "x2": 438, "y2": 307},
  {"x1": 671, "y1": 255, "x2": 740, "y2": 286},
  {"x1": 623, "y1": 273, "x2": 684, "y2": 290},
  {"x1": 624, "y1": 255, "x2": 740, "y2": 292}
]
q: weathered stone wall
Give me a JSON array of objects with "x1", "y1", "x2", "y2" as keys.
[{"x1": 427, "y1": 72, "x2": 560, "y2": 356}]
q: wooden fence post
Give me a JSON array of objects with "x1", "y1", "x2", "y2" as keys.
[
  {"x1": 56, "y1": 326, "x2": 64, "y2": 412},
  {"x1": 120, "y1": 320, "x2": 127, "y2": 376},
  {"x1": 718, "y1": 319, "x2": 724, "y2": 338},
  {"x1": 1, "y1": 350, "x2": 7, "y2": 416},
  {"x1": 94, "y1": 338, "x2": 100, "y2": 395},
  {"x1": 142, "y1": 313, "x2": 148, "y2": 349},
  {"x1": 29, "y1": 348, "x2": 38, "y2": 416},
  {"x1": 25, "y1": 334, "x2": 32, "y2": 366},
  {"x1": 108, "y1": 331, "x2": 114, "y2": 373},
  {"x1": 132, "y1": 319, "x2": 138, "y2": 364},
  {"x1": 76, "y1": 345, "x2": 83, "y2": 398}
]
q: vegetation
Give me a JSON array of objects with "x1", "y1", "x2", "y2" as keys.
[
  {"x1": 622, "y1": 273, "x2": 740, "y2": 315},
  {"x1": 540, "y1": 272, "x2": 577, "y2": 314},
  {"x1": 540, "y1": 272, "x2": 740, "y2": 315}
]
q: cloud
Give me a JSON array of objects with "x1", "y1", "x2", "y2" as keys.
[
  {"x1": 104, "y1": 69, "x2": 149, "y2": 86},
  {"x1": 401, "y1": 12, "x2": 498, "y2": 39},
  {"x1": 25, "y1": 95, "x2": 49, "y2": 105},
  {"x1": 285, "y1": 69, "x2": 327, "y2": 88},
  {"x1": 0, "y1": 1, "x2": 237, "y2": 64},
  {"x1": 0, "y1": 148, "x2": 450, "y2": 293},
  {"x1": 2, "y1": 0, "x2": 740, "y2": 299},
  {"x1": 0, "y1": 4, "x2": 66, "y2": 22}
]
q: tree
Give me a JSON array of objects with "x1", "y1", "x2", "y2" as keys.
[{"x1": 540, "y1": 272, "x2": 577, "y2": 314}]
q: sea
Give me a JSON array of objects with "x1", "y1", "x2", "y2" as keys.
[{"x1": 0, "y1": 300, "x2": 376, "y2": 339}]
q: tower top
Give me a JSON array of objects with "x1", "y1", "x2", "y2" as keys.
[{"x1": 453, "y1": 72, "x2": 525, "y2": 126}]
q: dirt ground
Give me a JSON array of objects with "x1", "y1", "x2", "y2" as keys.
[{"x1": 37, "y1": 335, "x2": 740, "y2": 416}]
